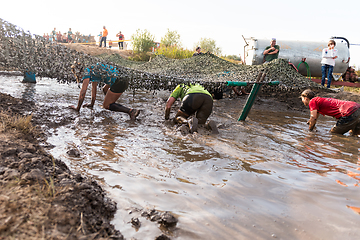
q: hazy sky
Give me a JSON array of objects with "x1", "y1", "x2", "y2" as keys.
[{"x1": 1, "y1": 0, "x2": 360, "y2": 68}]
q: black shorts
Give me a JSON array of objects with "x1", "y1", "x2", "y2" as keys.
[
  {"x1": 180, "y1": 93, "x2": 213, "y2": 124},
  {"x1": 110, "y1": 78, "x2": 129, "y2": 93},
  {"x1": 332, "y1": 107, "x2": 360, "y2": 134}
]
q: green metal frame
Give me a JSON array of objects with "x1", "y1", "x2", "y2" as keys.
[{"x1": 297, "y1": 61, "x2": 311, "y2": 80}]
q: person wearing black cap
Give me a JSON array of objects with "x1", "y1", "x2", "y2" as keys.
[{"x1": 300, "y1": 89, "x2": 360, "y2": 135}]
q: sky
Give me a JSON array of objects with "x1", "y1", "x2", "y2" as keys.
[{"x1": 1, "y1": 0, "x2": 360, "y2": 68}]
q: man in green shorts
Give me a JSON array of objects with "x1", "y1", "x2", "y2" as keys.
[
  {"x1": 70, "y1": 62, "x2": 140, "y2": 120},
  {"x1": 165, "y1": 83, "x2": 218, "y2": 134}
]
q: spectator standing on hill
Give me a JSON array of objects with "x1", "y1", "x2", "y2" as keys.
[
  {"x1": 99, "y1": 26, "x2": 108, "y2": 47},
  {"x1": 116, "y1": 31, "x2": 125, "y2": 50},
  {"x1": 57, "y1": 31, "x2": 62, "y2": 43},
  {"x1": 62, "y1": 33, "x2": 67, "y2": 43},
  {"x1": 51, "y1": 28, "x2": 57, "y2": 42},
  {"x1": 67, "y1": 28, "x2": 73, "y2": 43},
  {"x1": 193, "y1": 47, "x2": 204, "y2": 57},
  {"x1": 321, "y1": 39, "x2": 338, "y2": 88},
  {"x1": 263, "y1": 38, "x2": 280, "y2": 63},
  {"x1": 75, "y1": 31, "x2": 81, "y2": 42},
  {"x1": 43, "y1": 33, "x2": 49, "y2": 41},
  {"x1": 98, "y1": 32, "x2": 102, "y2": 42}
]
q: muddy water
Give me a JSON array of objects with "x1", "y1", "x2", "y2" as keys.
[{"x1": 1, "y1": 75, "x2": 360, "y2": 240}]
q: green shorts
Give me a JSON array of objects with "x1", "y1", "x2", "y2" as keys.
[{"x1": 110, "y1": 78, "x2": 129, "y2": 93}]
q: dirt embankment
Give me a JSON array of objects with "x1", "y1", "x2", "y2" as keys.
[
  {"x1": 0, "y1": 93, "x2": 123, "y2": 239},
  {"x1": 61, "y1": 43, "x2": 134, "y2": 59}
]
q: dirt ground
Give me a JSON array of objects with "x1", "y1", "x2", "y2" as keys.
[
  {"x1": 61, "y1": 43, "x2": 134, "y2": 59},
  {"x1": 0, "y1": 93, "x2": 123, "y2": 239},
  {"x1": 1, "y1": 45, "x2": 360, "y2": 240}
]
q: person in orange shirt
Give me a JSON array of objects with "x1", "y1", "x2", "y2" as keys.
[{"x1": 99, "y1": 26, "x2": 108, "y2": 47}]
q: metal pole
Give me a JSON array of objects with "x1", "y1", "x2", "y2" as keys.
[{"x1": 238, "y1": 72, "x2": 266, "y2": 121}]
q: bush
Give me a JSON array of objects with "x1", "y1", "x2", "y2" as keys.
[
  {"x1": 194, "y1": 38, "x2": 222, "y2": 56},
  {"x1": 128, "y1": 52, "x2": 153, "y2": 62},
  {"x1": 155, "y1": 46, "x2": 193, "y2": 59},
  {"x1": 224, "y1": 55, "x2": 242, "y2": 61},
  {"x1": 161, "y1": 29, "x2": 181, "y2": 48},
  {"x1": 131, "y1": 29, "x2": 155, "y2": 53},
  {"x1": 221, "y1": 56, "x2": 242, "y2": 65}
]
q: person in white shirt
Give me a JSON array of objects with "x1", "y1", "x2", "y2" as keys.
[{"x1": 321, "y1": 40, "x2": 338, "y2": 88}]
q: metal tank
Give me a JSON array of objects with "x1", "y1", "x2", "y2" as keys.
[{"x1": 243, "y1": 37, "x2": 350, "y2": 78}]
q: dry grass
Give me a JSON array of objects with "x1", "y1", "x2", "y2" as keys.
[
  {"x1": 343, "y1": 86, "x2": 360, "y2": 94},
  {"x1": 0, "y1": 181, "x2": 78, "y2": 240},
  {"x1": 0, "y1": 111, "x2": 36, "y2": 135}
]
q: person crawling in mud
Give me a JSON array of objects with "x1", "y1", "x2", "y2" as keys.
[
  {"x1": 165, "y1": 83, "x2": 219, "y2": 134},
  {"x1": 69, "y1": 61, "x2": 140, "y2": 120},
  {"x1": 300, "y1": 89, "x2": 360, "y2": 135}
]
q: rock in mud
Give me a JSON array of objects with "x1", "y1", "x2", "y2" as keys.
[
  {"x1": 158, "y1": 211, "x2": 178, "y2": 227},
  {"x1": 130, "y1": 217, "x2": 141, "y2": 229},
  {"x1": 67, "y1": 148, "x2": 81, "y2": 157},
  {"x1": 155, "y1": 234, "x2": 171, "y2": 240},
  {"x1": 20, "y1": 168, "x2": 45, "y2": 183}
]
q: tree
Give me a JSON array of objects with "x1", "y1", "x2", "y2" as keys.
[
  {"x1": 161, "y1": 29, "x2": 181, "y2": 48},
  {"x1": 194, "y1": 38, "x2": 222, "y2": 56},
  {"x1": 131, "y1": 29, "x2": 155, "y2": 53},
  {"x1": 225, "y1": 55, "x2": 242, "y2": 61}
]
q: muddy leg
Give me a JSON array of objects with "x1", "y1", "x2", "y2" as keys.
[
  {"x1": 205, "y1": 120, "x2": 219, "y2": 134},
  {"x1": 174, "y1": 111, "x2": 189, "y2": 124}
]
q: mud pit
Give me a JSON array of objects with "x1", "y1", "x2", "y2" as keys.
[
  {"x1": 2, "y1": 38, "x2": 360, "y2": 239},
  {"x1": 1, "y1": 81, "x2": 360, "y2": 239},
  {"x1": 0, "y1": 91, "x2": 180, "y2": 240}
]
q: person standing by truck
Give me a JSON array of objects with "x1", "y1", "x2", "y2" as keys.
[
  {"x1": 321, "y1": 40, "x2": 338, "y2": 88},
  {"x1": 263, "y1": 38, "x2": 280, "y2": 63}
]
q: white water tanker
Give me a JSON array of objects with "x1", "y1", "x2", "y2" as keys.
[{"x1": 243, "y1": 37, "x2": 350, "y2": 79}]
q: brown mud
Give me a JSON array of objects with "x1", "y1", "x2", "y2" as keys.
[
  {"x1": 0, "y1": 92, "x2": 123, "y2": 239},
  {"x1": 1, "y1": 45, "x2": 360, "y2": 239}
]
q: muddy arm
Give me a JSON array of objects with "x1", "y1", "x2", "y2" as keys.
[
  {"x1": 70, "y1": 78, "x2": 90, "y2": 111},
  {"x1": 307, "y1": 110, "x2": 319, "y2": 131},
  {"x1": 165, "y1": 97, "x2": 176, "y2": 120}
]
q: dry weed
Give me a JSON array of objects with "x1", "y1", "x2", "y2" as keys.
[{"x1": 0, "y1": 111, "x2": 36, "y2": 135}]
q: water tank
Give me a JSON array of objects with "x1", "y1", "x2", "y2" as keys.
[{"x1": 244, "y1": 37, "x2": 350, "y2": 78}]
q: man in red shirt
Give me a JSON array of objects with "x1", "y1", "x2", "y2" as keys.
[{"x1": 300, "y1": 89, "x2": 360, "y2": 135}]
